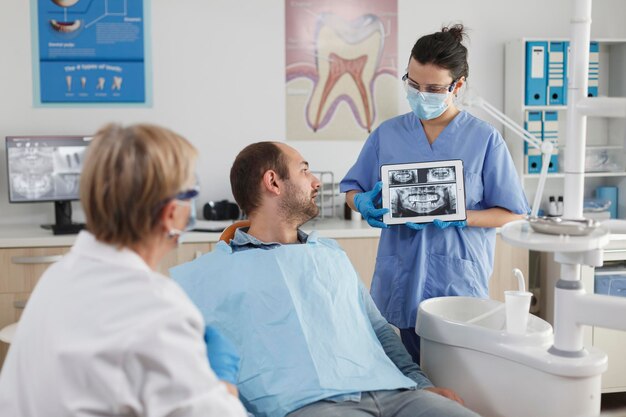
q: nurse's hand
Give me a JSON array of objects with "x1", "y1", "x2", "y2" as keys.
[
  {"x1": 433, "y1": 219, "x2": 467, "y2": 229},
  {"x1": 204, "y1": 325, "x2": 240, "y2": 385},
  {"x1": 353, "y1": 181, "x2": 389, "y2": 229},
  {"x1": 424, "y1": 386, "x2": 465, "y2": 405}
]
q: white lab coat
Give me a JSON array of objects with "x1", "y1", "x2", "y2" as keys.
[{"x1": 0, "y1": 231, "x2": 247, "y2": 417}]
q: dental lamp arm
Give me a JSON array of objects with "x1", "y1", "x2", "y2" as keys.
[{"x1": 466, "y1": 95, "x2": 552, "y2": 217}]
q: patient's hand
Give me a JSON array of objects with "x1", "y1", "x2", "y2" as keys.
[
  {"x1": 224, "y1": 382, "x2": 239, "y2": 397},
  {"x1": 424, "y1": 387, "x2": 465, "y2": 405}
]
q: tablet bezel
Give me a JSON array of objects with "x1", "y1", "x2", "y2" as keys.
[{"x1": 380, "y1": 160, "x2": 466, "y2": 225}]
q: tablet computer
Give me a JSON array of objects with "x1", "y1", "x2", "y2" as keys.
[{"x1": 380, "y1": 160, "x2": 466, "y2": 225}]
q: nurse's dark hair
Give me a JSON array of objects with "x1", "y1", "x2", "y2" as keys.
[
  {"x1": 230, "y1": 141, "x2": 290, "y2": 216},
  {"x1": 411, "y1": 24, "x2": 469, "y2": 81}
]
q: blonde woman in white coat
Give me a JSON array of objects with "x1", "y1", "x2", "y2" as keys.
[{"x1": 0, "y1": 124, "x2": 247, "y2": 417}]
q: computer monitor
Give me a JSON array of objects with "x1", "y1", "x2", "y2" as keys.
[{"x1": 5, "y1": 135, "x2": 92, "y2": 234}]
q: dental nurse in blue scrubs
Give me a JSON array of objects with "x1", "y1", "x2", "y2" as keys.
[{"x1": 340, "y1": 25, "x2": 529, "y2": 363}]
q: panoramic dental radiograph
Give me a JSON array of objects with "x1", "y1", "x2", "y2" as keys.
[{"x1": 391, "y1": 185, "x2": 456, "y2": 217}]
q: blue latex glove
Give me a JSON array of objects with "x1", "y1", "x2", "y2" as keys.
[
  {"x1": 405, "y1": 222, "x2": 429, "y2": 231},
  {"x1": 204, "y1": 325, "x2": 240, "y2": 384},
  {"x1": 353, "y1": 181, "x2": 389, "y2": 229},
  {"x1": 433, "y1": 219, "x2": 467, "y2": 229}
]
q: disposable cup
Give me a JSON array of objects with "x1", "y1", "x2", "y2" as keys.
[
  {"x1": 504, "y1": 290, "x2": 532, "y2": 334},
  {"x1": 351, "y1": 211, "x2": 362, "y2": 224}
]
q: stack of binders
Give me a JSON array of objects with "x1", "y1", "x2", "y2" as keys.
[
  {"x1": 588, "y1": 42, "x2": 599, "y2": 97},
  {"x1": 525, "y1": 40, "x2": 600, "y2": 106},
  {"x1": 523, "y1": 40, "x2": 600, "y2": 175},
  {"x1": 548, "y1": 41, "x2": 566, "y2": 105},
  {"x1": 523, "y1": 110, "x2": 559, "y2": 174}
]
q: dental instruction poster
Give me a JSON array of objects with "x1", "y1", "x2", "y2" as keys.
[
  {"x1": 285, "y1": 0, "x2": 398, "y2": 141},
  {"x1": 34, "y1": 0, "x2": 147, "y2": 104}
]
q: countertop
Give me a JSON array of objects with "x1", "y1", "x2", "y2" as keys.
[
  {"x1": 6, "y1": 218, "x2": 611, "y2": 250},
  {"x1": 0, "y1": 218, "x2": 382, "y2": 248}
]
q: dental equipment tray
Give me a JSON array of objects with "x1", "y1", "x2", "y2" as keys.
[
  {"x1": 380, "y1": 160, "x2": 466, "y2": 225},
  {"x1": 528, "y1": 216, "x2": 600, "y2": 236}
]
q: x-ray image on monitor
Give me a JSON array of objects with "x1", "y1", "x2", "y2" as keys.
[
  {"x1": 380, "y1": 160, "x2": 466, "y2": 225},
  {"x1": 7, "y1": 145, "x2": 55, "y2": 200},
  {"x1": 51, "y1": 146, "x2": 86, "y2": 199},
  {"x1": 390, "y1": 184, "x2": 457, "y2": 217},
  {"x1": 53, "y1": 146, "x2": 84, "y2": 173},
  {"x1": 6, "y1": 136, "x2": 91, "y2": 203}
]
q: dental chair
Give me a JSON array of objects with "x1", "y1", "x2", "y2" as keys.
[{"x1": 219, "y1": 220, "x2": 251, "y2": 244}]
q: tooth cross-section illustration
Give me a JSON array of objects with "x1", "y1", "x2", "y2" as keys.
[{"x1": 308, "y1": 13, "x2": 384, "y2": 133}]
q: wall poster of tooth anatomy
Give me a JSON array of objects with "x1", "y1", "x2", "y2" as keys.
[
  {"x1": 285, "y1": 0, "x2": 398, "y2": 141},
  {"x1": 380, "y1": 160, "x2": 467, "y2": 225},
  {"x1": 32, "y1": 0, "x2": 149, "y2": 104}
]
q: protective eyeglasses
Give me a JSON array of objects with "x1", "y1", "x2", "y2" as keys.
[
  {"x1": 174, "y1": 185, "x2": 200, "y2": 202},
  {"x1": 152, "y1": 184, "x2": 200, "y2": 218},
  {"x1": 402, "y1": 73, "x2": 456, "y2": 94}
]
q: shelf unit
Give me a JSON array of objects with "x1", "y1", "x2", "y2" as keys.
[{"x1": 504, "y1": 38, "x2": 626, "y2": 217}]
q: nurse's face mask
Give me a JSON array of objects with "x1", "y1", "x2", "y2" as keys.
[{"x1": 403, "y1": 73, "x2": 456, "y2": 120}]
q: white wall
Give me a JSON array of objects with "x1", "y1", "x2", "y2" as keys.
[{"x1": 1, "y1": 0, "x2": 625, "y2": 225}]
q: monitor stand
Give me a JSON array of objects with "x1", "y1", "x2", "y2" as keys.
[{"x1": 43, "y1": 201, "x2": 86, "y2": 235}]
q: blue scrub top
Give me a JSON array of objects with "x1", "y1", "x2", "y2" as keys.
[{"x1": 340, "y1": 110, "x2": 529, "y2": 329}]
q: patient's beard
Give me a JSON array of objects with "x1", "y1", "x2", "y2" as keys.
[{"x1": 279, "y1": 180, "x2": 319, "y2": 226}]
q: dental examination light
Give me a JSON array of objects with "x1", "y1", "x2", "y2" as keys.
[{"x1": 461, "y1": 92, "x2": 552, "y2": 218}]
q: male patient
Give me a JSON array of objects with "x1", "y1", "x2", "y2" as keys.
[{"x1": 171, "y1": 142, "x2": 480, "y2": 417}]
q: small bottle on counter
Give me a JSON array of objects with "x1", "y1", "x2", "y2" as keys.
[
  {"x1": 548, "y1": 196, "x2": 558, "y2": 217},
  {"x1": 557, "y1": 196, "x2": 564, "y2": 216}
]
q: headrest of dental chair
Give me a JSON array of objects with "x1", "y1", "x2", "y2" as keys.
[{"x1": 219, "y1": 220, "x2": 251, "y2": 244}]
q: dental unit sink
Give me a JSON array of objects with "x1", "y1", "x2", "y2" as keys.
[{"x1": 417, "y1": 296, "x2": 607, "y2": 417}]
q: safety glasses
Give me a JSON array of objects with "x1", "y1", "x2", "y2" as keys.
[
  {"x1": 402, "y1": 73, "x2": 456, "y2": 94},
  {"x1": 174, "y1": 185, "x2": 200, "y2": 202},
  {"x1": 152, "y1": 184, "x2": 200, "y2": 221}
]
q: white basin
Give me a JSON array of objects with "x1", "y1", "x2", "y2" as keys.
[{"x1": 416, "y1": 296, "x2": 607, "y2": 417}]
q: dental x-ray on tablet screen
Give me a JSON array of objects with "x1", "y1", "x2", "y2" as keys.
[{"x1": 380, "y1": 160, "x2": 466, "y2": 225}]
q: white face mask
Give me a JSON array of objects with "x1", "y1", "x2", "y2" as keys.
[{"x1": 406, "y1": 89, "x2": 451, "y2": 120}]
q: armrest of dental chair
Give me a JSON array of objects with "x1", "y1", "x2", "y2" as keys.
[{"x1": 219, "y1": 220, "x2": 251, "y2": 244}]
